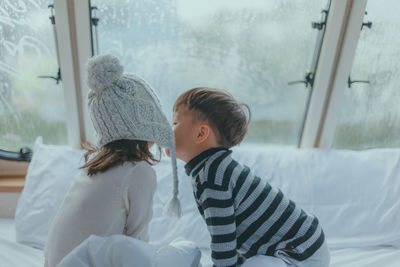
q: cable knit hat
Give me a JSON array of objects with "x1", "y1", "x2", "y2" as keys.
[{"x1": 86, "y1": 54, "x2": 181, "y2": 218}]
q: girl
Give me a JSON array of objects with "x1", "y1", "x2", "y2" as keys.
[{"x1": 44, "y1": 54, "x2": 181, "y2": 267}]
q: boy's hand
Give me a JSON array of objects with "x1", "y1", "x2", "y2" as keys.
[{"x1": 165, "y1": 148, "x2": 171, "y2": 157}]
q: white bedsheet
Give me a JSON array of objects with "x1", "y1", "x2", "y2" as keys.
[
  {"x1": 0, "y1": 219, "x2": 44, "y2": 267},
  {"x1": 200, "y1": 247, "x2": 400, "y2": 267},
  {"x1": 57, "y1": 235, "x2": 201, "y2": 267},
  {"x1": 2, "y1": 219, "x2": 400, "y2": 267}
]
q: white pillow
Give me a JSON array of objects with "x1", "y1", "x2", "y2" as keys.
[
  {"x1": 231, "y1": 145, "x2": 400, "y2": 249},
  {"x1": 150, "y1": 144, "x2": 400, "y2": 250},
  {"x1": 15, "y1": 139, "x2": 400, "y2": 251},
  {"x1": 14, "y1": 137, "x2": 84, "y2": 249}
]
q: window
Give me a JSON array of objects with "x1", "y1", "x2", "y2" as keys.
[
  {"x1": 332, "y1": 0, "x2": 400, "y2": 149},
  {"x1": 0, "y1": 0, "x2": 68, "y2": 151},
  {"x1": 91, "y1": 0, "x2": 328, "y2": 146}
]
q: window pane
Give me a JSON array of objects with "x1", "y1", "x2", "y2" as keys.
[
  {"x1": 0, "y1": 1, "x2": 68, "y2": 151},
  {"x1": 332, "y1": 0, "x2": 400, "y2": 149},
  {"x1": 92, "y1": 0, "x2": 326, "y2": 145}
]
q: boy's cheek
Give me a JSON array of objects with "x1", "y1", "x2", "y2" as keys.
[{"x1": 173, "y1": 135, "x2": 187, "y2": 159}]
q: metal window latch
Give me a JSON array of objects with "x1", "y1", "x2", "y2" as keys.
[
  {"x1": 361, "y1": 11, "x2": 373, "y2": 30},
  {"x1": 288, "y1": 72, "x2": 314, "y2": 87},
  {"x1": 38, "y1": 68, "x2": 62, "y2": 84},
  {"x1": 311, "y1": 21, "x2": 325, "y2": 30},
  {"x1": 311, "y1": 9, "x2": 329, "y2": 30},
  {"x1": 37, "y1": 4, "x2": 62, "y2": 84},
  {"x1": 91, "y1": 6, "x2": 100, "y2": 55},
  {"x1": 362, "y1": 21, "x2": 372, "y2": 30},
  {"x1": 348, "y1": 76, "x2": 370, "y2": 88},
  {"x1": 91, "y1": 6, "x2": 99, "y2": 26}
]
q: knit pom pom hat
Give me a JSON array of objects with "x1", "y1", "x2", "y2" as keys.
[{"x1": 86, "y1": 54, "x2": 181, "y2": 218}]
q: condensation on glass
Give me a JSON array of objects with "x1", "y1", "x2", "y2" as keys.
[
  {"x1": 91, "y1": 0, "x2": 325, "y2": 145},
  {"x1": 0, "y1": 0, "x2": 67, "y2": 151},
  {"x1": 332, "y1": 0, "x2": 400, "y2": 149}
]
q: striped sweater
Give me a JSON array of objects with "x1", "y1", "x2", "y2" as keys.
[{"x1": 185, "y1": 147, "x2": 325, "y2": 267}]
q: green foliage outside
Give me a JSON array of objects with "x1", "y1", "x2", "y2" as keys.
[{"x1": 0, "y1": 111, "x2": 67, "y2": 151}]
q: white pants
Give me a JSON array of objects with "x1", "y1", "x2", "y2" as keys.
[
  {"x1": 242, "y1": 241, "x2": 330, "y2": 267},
  {"x1": 57, "y1": 235, "x2": 201, "y2": 267},
  {"x1": 242, "y1": 255, "x2": 287, "y2": 267}
]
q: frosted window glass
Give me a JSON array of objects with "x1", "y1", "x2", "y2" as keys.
[
  {"x1": 333, "y1": 0, "x2": 400, "y2": 149},
  {"x1": 0, "y1": 0, "x2": 67, "y2": 151},
  {"x1": 91, "y1": 0, "x2": 326, "y2": 145}
]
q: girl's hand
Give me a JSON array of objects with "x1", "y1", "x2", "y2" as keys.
[{"x1": 165, "y1": 148, "x2": 171, "y2": 157}]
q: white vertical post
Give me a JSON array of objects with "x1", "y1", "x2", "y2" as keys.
[
  {"x1": 72, "y1": 0, "x2": 96, "y2": 144},
  {"x1": 300, "y1": 0, "x2": 368, "y2": 149},
  {"x1": 54, "y1": 0, "x2": 93, "y2": 148},
  {"x1": 317, "y1": 0, "x2": 368, "y2": 148},
  {"x1": 54, "y1": 0, "x2": 81, "y2": 148}
]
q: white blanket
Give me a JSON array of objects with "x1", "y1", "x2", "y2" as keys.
[
  {"x1": 57, "y1": 235, "x2": 201, "y2": 267},
  {"x1": 0, "y1": 237, "x2": 43, "y2": 267},
  {"x1": 199, "y1": 247, "x2": 400, "y2": 267}
]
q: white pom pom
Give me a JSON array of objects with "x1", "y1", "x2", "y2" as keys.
[{"x1": 86, "y1": 54, "x2": 123, "y2": 92}]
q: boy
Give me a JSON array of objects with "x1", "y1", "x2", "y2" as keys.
[{"x1": 171, "y1": 87, "x2": 330, "y2": 267}]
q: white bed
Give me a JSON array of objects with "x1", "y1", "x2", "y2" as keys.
[
  {"x1": 1, "y1": 218, "x2": 400, "y2": 267},
  {"x1": 2, "y1": 140, "x2": 400, "y2": 266},
  {"x1": 0, "y1": 219, "x2": 43, "y2": 267}
]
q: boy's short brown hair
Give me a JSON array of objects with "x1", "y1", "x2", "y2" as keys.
[{"x1": 174, "y1": 87, "x2": 251, "y2": 148}]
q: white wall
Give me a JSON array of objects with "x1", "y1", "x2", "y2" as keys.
[{"x1": 0, "y1": 193, "x2": 20, "y2": 218}]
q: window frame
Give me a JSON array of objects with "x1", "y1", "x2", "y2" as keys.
[
  {"x1": 53, "y1": 0, "x2": 369, "y2": 149},
  {"x1": 300, "y1": 0, "x2": 368, "y2": 148},
  {"x1": 54, "y1": 0, "x2": 94, "y2": 149}
]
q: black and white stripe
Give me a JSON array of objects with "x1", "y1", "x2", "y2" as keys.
[{"x1": 185, "y1": 148, "x2": 324, "y2": 267}]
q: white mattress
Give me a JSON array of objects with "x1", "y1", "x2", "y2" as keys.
[
  {"x1": 200, "y1": 247, "x2": 400, "y2": 267},
  {"x1": 0, "y1": 219, "x2": 44, "y2": 267},
  {"x1": 1, "y1": 219, "x2": 400, "y2": 267},
  {"x1": 329, "y1": 247, "x2": 400, "y2": 266}
]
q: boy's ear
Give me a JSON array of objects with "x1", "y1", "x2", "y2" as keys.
[{"x1": 195, "y1": 124, "x2": 211, "y2": 144}]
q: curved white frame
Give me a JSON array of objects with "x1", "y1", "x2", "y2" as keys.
[{"x1": 53, "y1": 0, "x2": 368, "y2": 149}]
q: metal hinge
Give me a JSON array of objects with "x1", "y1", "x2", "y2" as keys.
[
  {"x1": 288, "y1": 72, "x2": 314, "y2": 88},
  {"x1": 348, "y1": 76, "x2": 370, "y2": 88},
  {"x1": 37, "y1": 4, "x2": 62, "y2": 84}
]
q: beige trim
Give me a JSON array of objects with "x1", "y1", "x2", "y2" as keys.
[
  {"x1": 73, "y1": 0, "x2": 96, "y2": 145},
  {"x1": 316, "y1": 0, "x2": 368, "y2": 148},
  {"x1": 300, "y1": 0, "x2": 350, "y2": 148},
  {"x1": 0, "y1": 160, "x2": 27, "y2": 193},
  {"x1": 0, "y1": 193, "x2": 21, "y2": 218},
  {"x1": 54, "y1": 0, "x2": 92, "y2": 148},
  {"x1": 54, "y1": 0, "x2": 82, "y2": 148},
  {"x1": 314, "y1": 0, "x2": 353, "y2": 147},
  {"x1": 67, "y1": 0, "x2": 87, "y2": 145},
  {"x1": 300, "y1": 0, "x2": 367, "y2": 149},
  {"x1": 0, "y1": 159, "x2": 28, "y2": 177},
  {"x1": 0, "y1": 177, "x2": 25, "y2": 193}
]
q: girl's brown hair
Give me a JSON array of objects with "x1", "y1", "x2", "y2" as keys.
[
  {"x1": 174, "y1": 87, "x2": 251, "y2": 148},
  {"x1": 80, "y1": 139, "x2": 160, "y2": 176}
]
